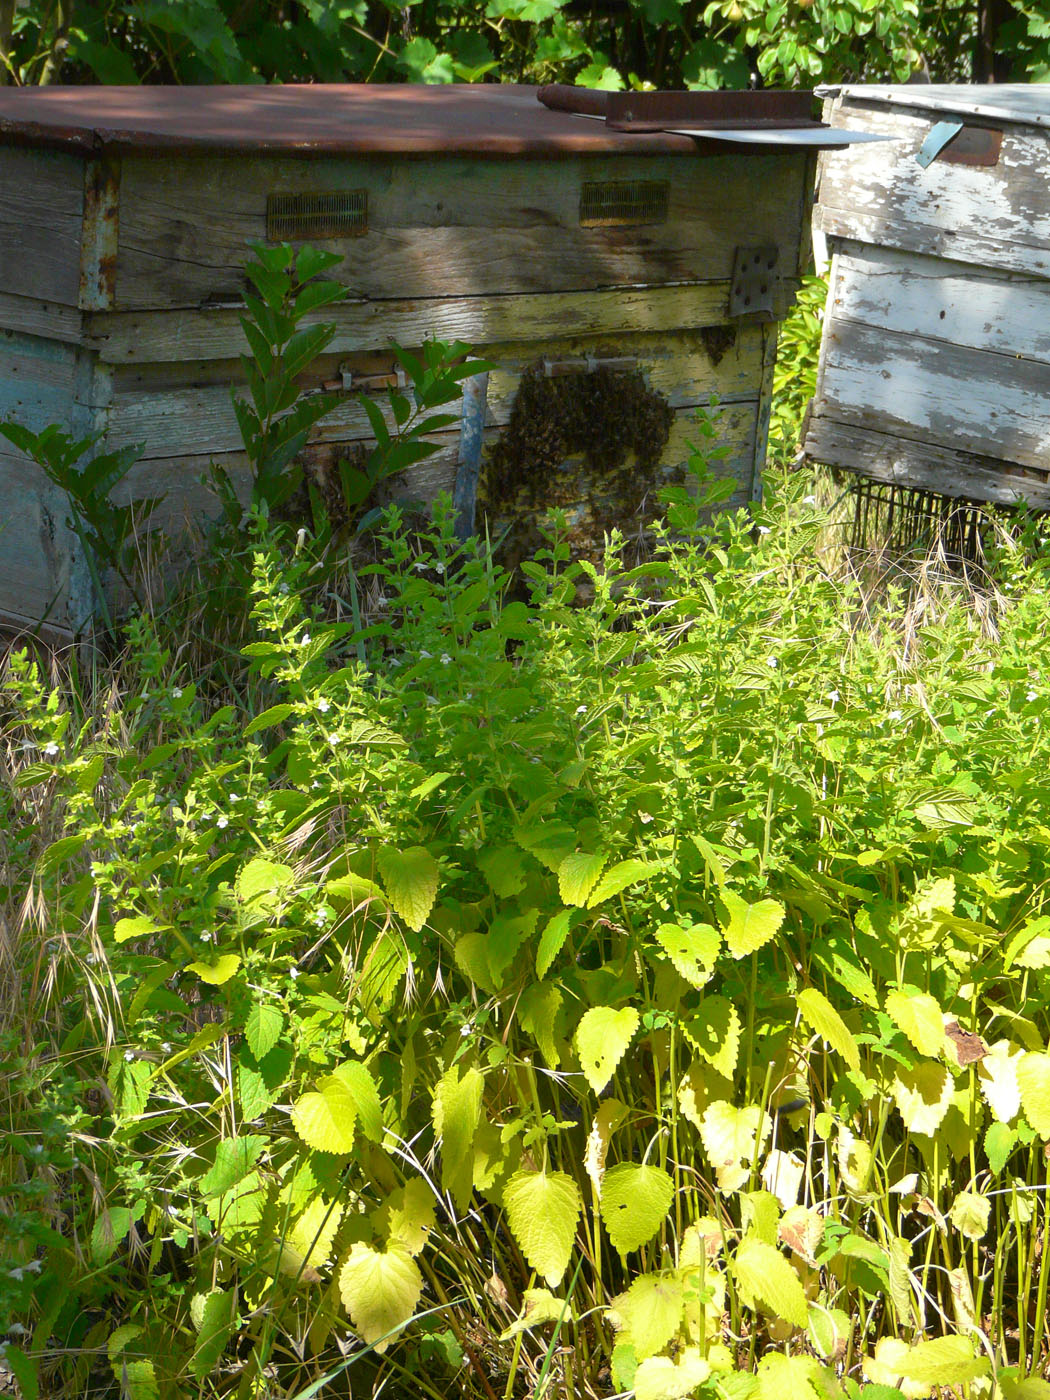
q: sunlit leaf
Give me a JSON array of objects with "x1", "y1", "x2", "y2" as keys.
[
  {"x1": 600, "y1": 1163, "x2": 674, "y2": 1256},
  {"x1": 884, "y1": 989, "x2": 945, "y2": 1059},
  {"x1": 652, "y1": 922, "x2": 720, "y2": 987},
  {"x1": 558, "y1": 850, "x2": 608, "y2": 907},
  {"x1": 732, "y1": 1238, "x2": 808, "y2": 1328},
  {"x1": 797, "y1": 987, "x2": 860, "y2": 1071},
  {"x1": 681, "y1": 995, "x2": 740, "y2": 1079},
  {"x1": 575, "y1": 1005, "x2": 640, "y2": 1094},
  {"x1": 891, "y1": 1060, "x2": 953, "y2": 1136},
  {"x1": 339, "y1": 1242, "x2": 422, "y2": 1352},
  {"x1": 377, "y1": 845, "x2": 439, "y2": 931},
  {"x1": 607, "y1": 1272, "x2": 685, "y2": 1360},
  {"x1": 721, "y1": 890, "x2": 785, "y2": 959},
  {"x1": 1017, "y1": 1051, "x2": 1050, "y2": 1137},
  {"x1": 502, "y1": 1170, "x2": 581, "y2": 1286}
]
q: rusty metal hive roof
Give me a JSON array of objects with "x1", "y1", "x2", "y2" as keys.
[
  {"x1": 0, "y1": 82, "x2": 860, "y2": 158},
  {"x1": 0, "y1": 84, "x2": 709, "y2": 157}
]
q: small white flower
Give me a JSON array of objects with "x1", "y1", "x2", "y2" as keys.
[
  {"x1": 200, "y1": 931, "x2": 213, "y2": 943},
  {"x1": 216, "y1": 815, "x2": 229, "y2": 830},
  {"x1": 43, "y1": 742, "x2": 59, "y2": 757},
  {"x1": 278, "y1": 582, "x2": 289, "y2": 595},
  {"x1": 639, "y1": 811, "x2": 654, "y2": 825},
  {"x1": 576, "y1": 705, "x2": 587, "y2": 715},
  {"x1": 440, "y1": 654, "x2": 451, "y2": 665},
  {"x1": 327, "y1": 732, "x2": 340, "y2": 746},
  {"x1": 459, "y1": 1023, "x2": 473, "y2": 1037},
  {"x1": 228, "y1": 793, "x2": 240, "y2": 804},
  {"x1": 172, "y1": 687, "x2": 183, "y2": 699},
  {"x1": 757, "y1": 525, "x2": 771, "y2": 535},
  {"x1": 1027, "y1": 690, "x2": 1038, "y2": 702},
  {"x1": 8, "y1": 1267, "x2": 24, "y2": 1282},
  {"x1": 300, "y1": 632, "x2": 311, "y2": 647},
  {"x1": 316, "y1": 697, "x2": 331, "y2": 713},
  {"x1": 766, "y1": 656, "x2": 778, "y2": 669},
  {"x1": 311, "y1": 780, "x2": 321, "y2": 790},
  {"x1": 414, "y1": 560, "x2": 428, "y2": 571},
  {"x1": 124, "y1": 1050, "x2": 136, "y2": 1062},
  {"x1": 827, "y1": 690, "x2": 840, "y2": 704},
  {"x1": 289, "y1": 966, "x2": 300, "y2": 980},
  {"x1": 888, "y1": 709, "x2": 903, "y2": 721},
  {"x1": 802, "y1": 495, "x2": 817, "y2": 506},
  {"x1": 313, "y1": 909, "x2": 330, "y2": 927},
  {"x1": 160, "y1": 1042, "x2": 172, "y2": 1053},
  {"x1": 434, "y1": 561, "x2": 446, "y2": 575}
]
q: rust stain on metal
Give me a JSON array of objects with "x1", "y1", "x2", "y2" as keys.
[
  {"x1": 539, "y1": 85, "x2": 817, "y2": 132},
  {"x1": 79, "y1": 153, "x2": 120, "y2": 311},
  {"x1": 934, "y1": 124, "x2": 1003, "y2": 167}
]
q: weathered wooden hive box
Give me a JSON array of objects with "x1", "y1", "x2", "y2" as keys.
[
  {"x1": 806, "y1": 85, "x2": 1050, "y2": 513},
  {"x1": 0, "y1": 84, "x2": 858, "y2": 633}
]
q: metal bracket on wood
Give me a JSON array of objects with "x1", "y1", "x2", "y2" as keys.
[{"x1": 728, "y1": 245, "x2": 779, "y2": 319}]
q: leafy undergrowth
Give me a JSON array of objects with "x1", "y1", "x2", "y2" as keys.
[{"x1": 3, "y1": 467, "x2": 1050, "y2": 1400}]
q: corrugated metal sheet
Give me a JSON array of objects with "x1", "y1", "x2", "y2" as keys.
[
  {"x1": 816, "y1": 83, "x2": 1050, "y2": 130},
  {"x1": 0, "y1": 83, "x2": 881, "y2": 158}
]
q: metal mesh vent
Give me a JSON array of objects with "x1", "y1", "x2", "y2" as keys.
[
  {"x1": 266, "y1": 190, "x2": 368, "y2": 241},
  {"x1": 579, "y1": 180, "x2": 669, "y2": 227}
]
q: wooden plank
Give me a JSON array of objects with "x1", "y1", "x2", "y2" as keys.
[
  {"x1": 85, "y1": 279, "x2": 798, "y2": 365},
  {"x1": 0, "y1": 148, "x2": 85, "y2": 305},
  {"x1": 817, "y1": 97, "x2": 1050, "y2": 280},
  {"x1": 815, "y1": 318, "x2": 1050, "y2": 472},
  {"x1": 828, "y1": 242, "x2": 1050, "y2": 365},
  {"x1": 0, "y1": 292, "x2": 84, "y2": 345},
  {"x1": 749, "y1": 323, "x2": 778, "y2": 501},
  {"x1": 0, "y1": 451, "x2": 78, "y2": 629},
  {"x1": 115, "y1": 150, "x2": 812, "y2": 309},
  {"x1": 101, "y1": 326, "x2": 768, "y2": 460},
  {"x1": 0, "y1": 332, "x2": 77, "y2": 433},
  {"x1": 804, "y1": 415, "x2": 1050, "y2": 509}
]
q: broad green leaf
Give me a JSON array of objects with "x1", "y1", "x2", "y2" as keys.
[
  {"x1": 607, "y1": 1272, "x2": 685, "y2": 1359},
  {"x1": 478, "y1": 845, "x2": 527, "y2": 897},
  {"x1": 797, "y1": 987, "x2": 860, "y2": 1071},
  {"x1": 891, "y1": 1061, "x2": 953, "y2": 1136},
  {"x1": 807, "y1": 1305, "x2": 850, "y2": 1361},
  {"x1": 191, "y1": 1289, "x2": 237, "y2": 1380},
  {"x1": 518, "y1": 980, "x2": 564, "y2": 1067},
  {"x1": 536, "y1": 908, "x2": 573, "y2": 979},
  {"x1": 681, "y1": 995, "x2": 741, "y2": 1079},
  {"x1": 433, "y1": 1064, "x2": 483, "y2": 1210},
  {"x1": 700, "y1": 1101, "x2": 770, "y2": 1193},
  {"x1": 1004, "y1": 915, "x2": 1050, "y2": 970},
  {"x1": 37, "y1": 833, "x2": 86, "y2": 875},
  {"x1": 186, "y1": 953, "x2": 241, "y2": 985},
  {"x1": 587, "y1": 858, "x2": 661, "y2": 907},
  {"x1": 634, "y1": 1348, "x2": 711, "y2": 1400},
  {"x1": 721, "y1": 890, "x2": 784, "y2": 959},
  {"x1": 114, "y1": 915, "x2": 167, "y2": 944},
  {"x1": 575, "y1": 1005, "x2": 640, "y2": 1094},
  {"x1": 243, "y1": 702, "x2": 296, "y2": 736},
  {"x1": 1, "y1": 1348, "x2": 39, "y2": 1400},
  {"x1": 949, "y1": 1190, "x2": 991, "y2": 1241},
  {"x1": 558, "y1": 850, "x2": 608, "y2": 907},
  {"x1": 502, "y1": 1170, "x2": 582, "y2": 1285},
  {"x1": 885, "y1": 989, "x2": 945, "y2": 1058},
  {"x1": 244, "y1": 1002, "x2": 283, "y2": 1060},
  {"x1": 653, "y1": 922, "x2": 720, "y2": 988},
  {"x1": 374, "y1": 1178, "x2": 435, "y2": 1257},
  {"x1": 291, "y1": 1074, "x2": 358, "y2": 1153},
  {"x1": 236, "y1": 858, "x2": 294, "y2": 913},
  {"x1": 732, "y1": 1238, "x2": 808, "y2": 1328},
  {"x1": 237, "y1": 1041, "x2": 291, "y2": 1120},
  {"x1": 863, "y1": 1338, "x2": 934, "y2": 1398},
  {"x1": 740, "y1": 1189, "x2": 781, "y2": 1245},
  {"x1": 896, "y1": 1335, "x2": 990, "y2": 1385},
  {"x1": 339, "y1": 1242, "x2": 423, "y2": 1352},
  {"x1": 91, "y1": 1206, "x2": 131, "y2": 1263},
  {"x1": 377, "y1": 845, "x2": 439, "y2": 931},
  {"x1": 277, "y1": 1196, "x2": 343, "y2": 1276},
  {"x1": 199, "y1": 1135, "x2": 266, "y2": 1198},
  {"x1": 331, "y1": 1061, "x2": 383, "y2": 1141},
  {"x1": 499, "y1": 1287, "x2": 573, "y2": 1341},
  {"x1": 486, "y1": 909, "x2": 538, "y2": 985},
  {"x1": 985, "y1": 1120, "x2": 1016, "y2": 1176},
  {"x1": 1001, "y1": 1379, "x2": 1050, "y2": 1400},
  {"x1": 600, "y1": 1163, "x2": 674, "y2": 1256},
  {"x1": 1017, "y1": 1052, "x2": 1050, "y2": 1136}
]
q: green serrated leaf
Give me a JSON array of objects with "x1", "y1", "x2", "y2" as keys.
[
  {"x1": 885, "y1": 989, "x2": 945, "y2": 1058},
  {"x1": 732, "y1": 1238, "x2": 808, "y2": 1328},
  {"x1": 185, "y1": 953, "x2": 241, "y2": 985},
  {"x1": 536, "y1": 908, "x2": 573, "y2": 979},
  {"x1": 721, "y1": 890, "x2": 785, "y2": 959},
  {"x1": 587, "y1": 858, "x2": 660, "y2": 907},
  {"x1": 378, "y1": 845, "x2": 440, "y2": 931},
  {"x1": 502, "y1": 1170, "x2": 582, "y2": 1285},
  {"x1": 243, "y1": 702, "x2": 296, "y2": 737},
  {"x1": 191, "y1": 1290, "x2": 237, "y2": 1380},
  {"x1": 653, "y1": 922, "x2": 720, "y2": 988},
  {"x1": 896, "y1": 1335, "x2": 990, "y2": 1384},
  {"x1": 682, "y1": 995, "x2": 741, "y2": 1079},
  {"x1": 575, "y1": 1005, "x2": 640, "y2": 1094},
  {"x1": 244, "y1": 1002, "x2": 283, "y2": 1060},
  {"x1": 600, "y1": 1163, "x2": 674, "y2": 1256},
  {"x1": 607, "y1": 1273, "x2": 685, "y2": 1359},
  {"x1": 558, "y1": 850, "x2": 608, "y2": 906},
  {"x1": 433, "y1": 1064, "x2": 483, "y2": 1210},
  {"x1": 1018, "y1": 1052, "x2": 1050, "y2": 1136},
  {"x1": 291, "y1": 1073, "x2": 359, "y2": 1153},
  {"x1": 797, "y1": 987, "x2": 860, "y2": 1072},
  {"x1": 339, "y1": 1242, "x2": 422, "y2": 1353},
  {"x1": 199, "y1": 1135, "x2": 267, "y2": 1198}
]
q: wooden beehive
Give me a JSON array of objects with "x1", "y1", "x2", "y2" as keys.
[
  {"x1": 0, "y1": 84, "x2": 855, "y2": 634},
  {"x1": 806, "y1": 85, "x2": 1050, "y2": 514}
]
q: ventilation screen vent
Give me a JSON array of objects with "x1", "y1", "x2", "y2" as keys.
[
  {"x1": 266, "y1": 190, "x2": 368, "y2": 241},
  {"x1": 579, "y1": 180, "x2": 669, "y2": 227}
]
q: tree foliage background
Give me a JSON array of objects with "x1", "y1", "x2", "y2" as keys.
[{"x1": 1, "y1": 0, "x2": 1047, "y2": 92}]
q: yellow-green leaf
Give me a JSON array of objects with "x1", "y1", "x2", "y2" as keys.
[
  {"x1": 558, "y1": 850, "x2": 608, "y2": 907},
  {"x1": 331, "y1": 1061, "x2": 383, "y2": 1141},
  {"x1": 1018, "y1": 1052, "x2": 1050, "y2": 1137},
  {"x1": 885, "y1": 989, "x2": 945, "y2": 1058},
  {"x1": 654, "y1": 922, "x2": 720, "y2": 989},
  {"x1": 732, "y1": 1238, "x2": 808, "y2": 1328},
  {"x1": 600, "y1": 1163, "x2": 674, "y2": 1257},
  {"x1": 634, "y1": 1349, "x2": 711, "y2": 1400},
  {"x1": 607, "y1": 1273, "x2": 685, "y2": 1360},
  {"x1": 374, "y1": 1178, "x2": 435, "y2": 1257},
  {"x1": 896, "y1": 1335, "x2": 990, "y2": 1385},
  {"x1": 502, "y1": 1170, "x2": 581, "y2": 1286},
  {"x1": 278, "y1": 1196, "x2": 343, "y2": 1276},
  {"x1": 536, "y1": 908, "x2": 573, "y2": 979},
  {"x1": 377, "y1": 846, "x2": 439, "y2": 932},
  {"x1": 574, "y1": 1005, "x2": 640, "y2": 1094},
  {"x1": 587, "y1": 858, "x2": 660, "y2": 907},
  {"x1": 949, "y1": 1190, "x2": 991, "y2": 1241},
  {"x1": 185, "y1": 953, "x2": 241, "y2": 985},
  {"x1": 700, "y1": 1101, "x2": 771, "y2": 1194},
  {"x1": 291, "y1": 1074, "x2": 359, "y2": 1154},
  {"x1": 114, "y1": 916, "x2": 167, "y2": 944},
  {"x1": 797, "y1": 987, "x2": 860, "y2": 1072},
  {"x1": 978, "y1": 1039, "x2": 1023, "y2": 1123},
  {"x1": 721, "y1": 890, "x2": 785, "y2": 959},
  {"x1": 338, "y1": 1242, "x2": 422, "y2": 1352},
  {"x1": 499, "y1": 1288, "x2": 573, "y2": 1341},
  {"x1": 432, "y1": 1065, "x2": 483, "y2": 1210},
  {"x1": 891, "y1": 1060, "x2": 953, "y2": 1136},
  {"x1": 681, "y1": 995, "x2": 741, "y2": 1079}
]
